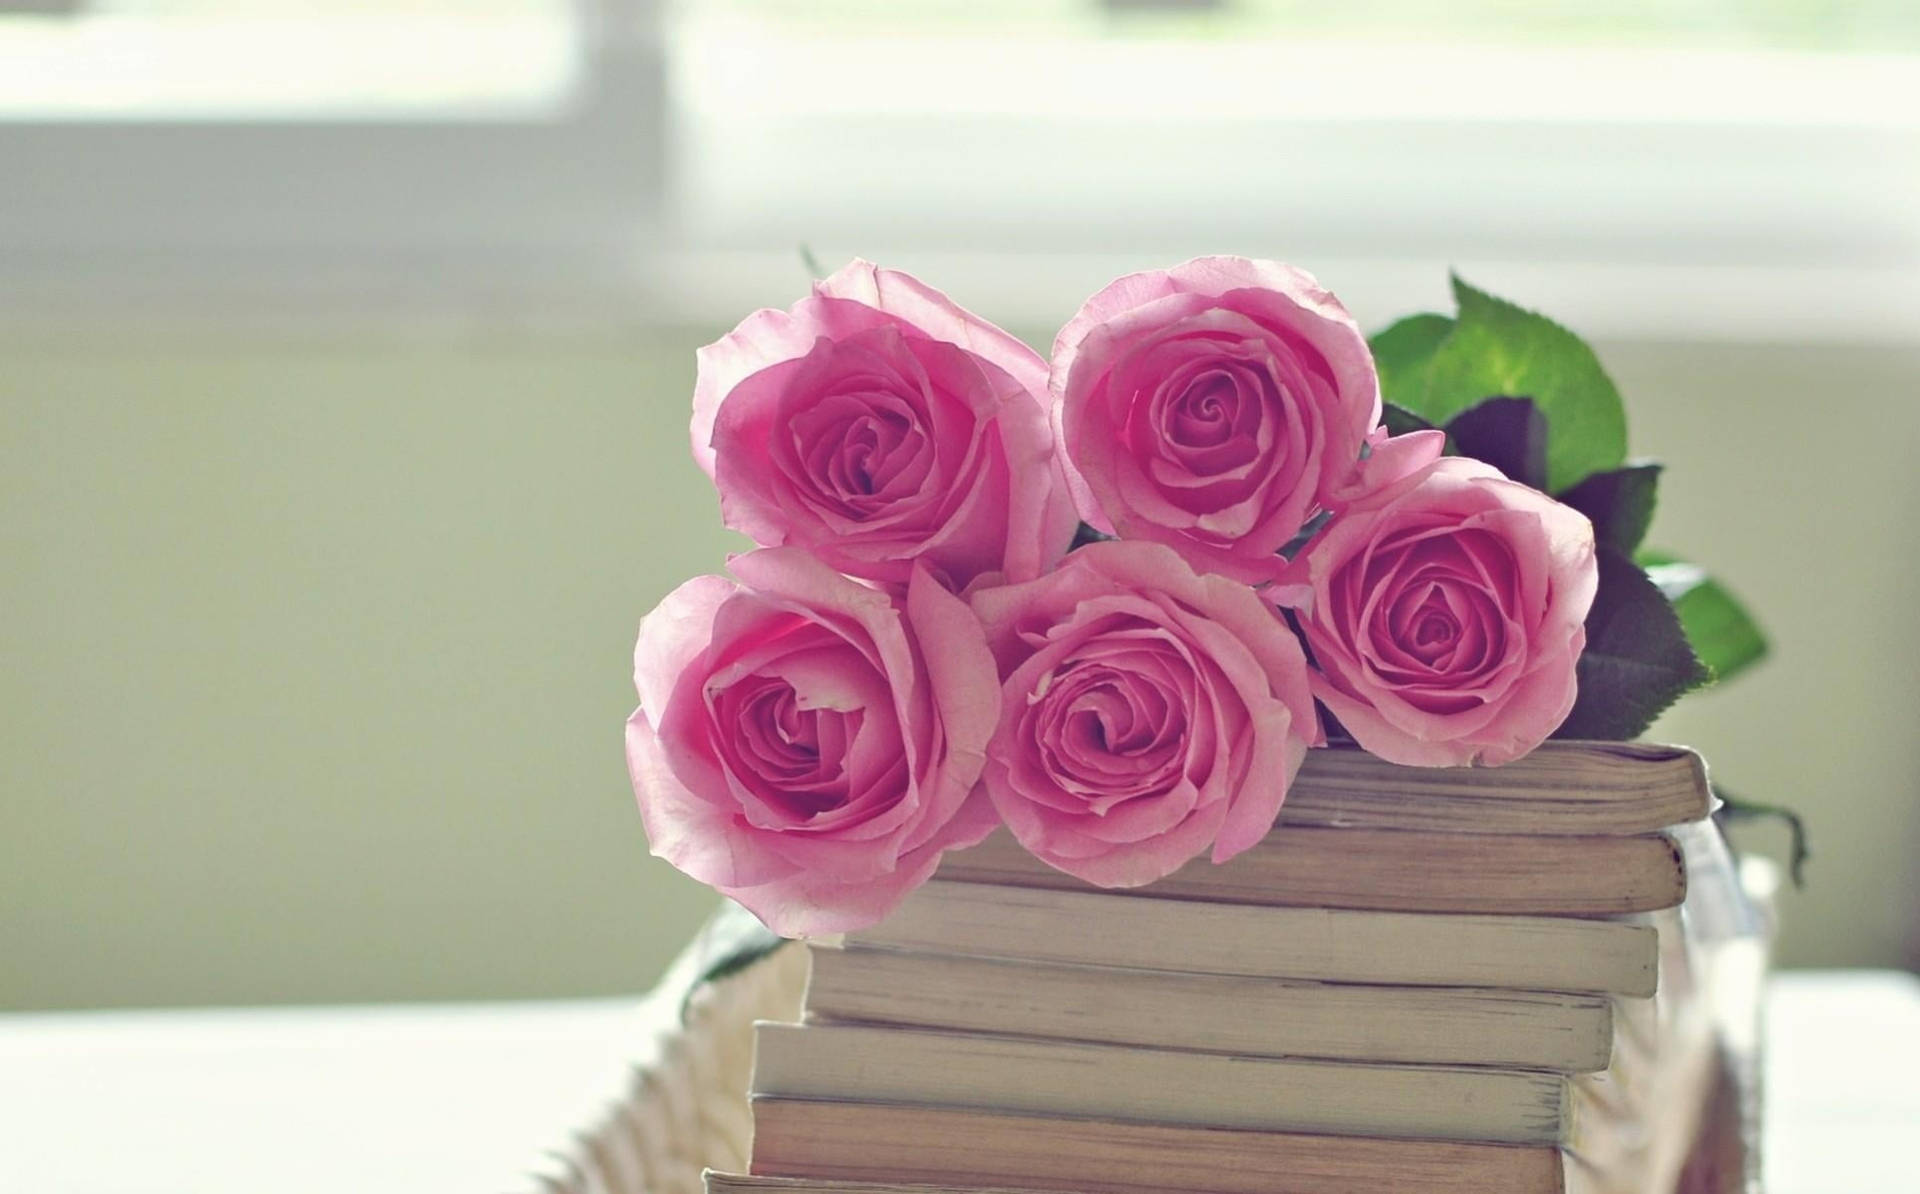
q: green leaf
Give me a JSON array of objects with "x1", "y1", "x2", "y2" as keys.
[
  {"x1": 1414, "y1": 276, "x2": 1629, "y2": 492},
  {"x1": 1443, "y1": 397, "x2": 1548, "y2": 490},
  {"x1": 679, "y1": 899, "x2": 787, "y2": 1022},
  {"x1": 1368, "y1": 313, "x2": 1454, "y2": 408},
  {"x1": 1637, "y1": 551, "x2": 1770, "y2": 684},
  {"x1": 1380, "y1": 402, "x2": 1439, "y2": 437},
  {"x1": 1558, "y1": 461, "x2": 1663, "y2": 553},
  {"x1": 1555, "y1": 545, "x2": 1711, "y2": 740}
]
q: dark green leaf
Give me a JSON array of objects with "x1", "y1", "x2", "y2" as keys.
[
  {"x1": 1278, "y1": 509, "x2": 1335, "y2": 560},
  {"x1": 679, "y1": 899, "x2": 787, "y2": 1022},
  {"x1": 1555, "y1": 545, "x2": 1711, "y2": 740},
  {"x1": 1637, "y1": 551, "x2": 1770, "y2": 684},
  {"x1": 1380, "y1": 402, "x2": 1439, "y2": 437},
  {"x1": 1713, "y1": 786, "x2": 1811, "y2": 889},
  {"x1": 1317, "y1": 702, "x2": 1354, "y2": 744},
  {"x1": 1559, "y1": 461, "x2": 1663, "y2": 553},
  {"x1": 1368, "y1": 313, "x2": 1454, "y2": 408},
  {"x1": 1415, "y1": 276, "x2": 1628, "y2": 492},
  {"x1": 1070, "y1": 522, "x2": 1114, "y2": 551},
  {"x1": 1443, "y1": 396, "x2": 1548, "y2": 490}
]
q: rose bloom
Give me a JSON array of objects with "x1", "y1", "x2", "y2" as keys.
[
  {"x1": 1283, "y1": 450, "x2": 1599, "y2": 767},
  {"x1": 970, "y1": 540, "x2": 1321, "y2": 887},
  {"x1": 1051, "y1": 257, "x2": 1381, "y2": 584},
  {"x1": 625, "y1": 548, "x2": 1001, "y2": 935},
  {"x1": 693, "y1": 260, "x2": 1076, "y2": 591}
]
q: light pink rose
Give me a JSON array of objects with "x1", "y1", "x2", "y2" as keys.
[
  {"x1": 1050, "y1": 257, "x2": 1382, "y2": 584},
  {"x1": 969, "y1": 540, "x2": 1321, "y2": 887},
  {"x1": 1322, "y1": 427, "x2": 1449, "y2": 511},
  {"x1": 693, "y1": 260, "x2": 1077, "y2": 591},
  {"x1": 625, "y1": 548, "x2": 1001, "y2": 935},
  {"x1": 1283, "y1": 455, "x2": 1599, "y2": 767}
]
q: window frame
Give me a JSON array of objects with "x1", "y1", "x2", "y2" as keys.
[{"x1": 0, "y1": 0, "x2": 667, "y2": 320}]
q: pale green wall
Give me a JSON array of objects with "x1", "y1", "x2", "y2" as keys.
[{"x1": 3, "y1": 329, "x2": 1915, "y2": 1009}]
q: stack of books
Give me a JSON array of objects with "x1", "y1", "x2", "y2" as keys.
[{"x1": 707, "y1": 742, "x2": 1765, "y2": 1194}]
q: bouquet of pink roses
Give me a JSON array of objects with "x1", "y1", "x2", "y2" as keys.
[{"x1": 626, "y1": 258, "x2": 1765, "y2": 935}]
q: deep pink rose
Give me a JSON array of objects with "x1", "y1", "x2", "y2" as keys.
[
  {"x1": 1283, "y1": 455, "x2": 1599, "y2": 767},
  {"x1": 625, "y1": 548, "x2": 1001, "y2": 935},
  {"x1": 693, "y1": 260, "x2": 1077, "y2": 591},
  {"x1": 1050, "y1": 257, "x2": 1381, "y2": 584},
  {"x1": 969, "y1": 540, "x2": 1321, "y2": 887}
]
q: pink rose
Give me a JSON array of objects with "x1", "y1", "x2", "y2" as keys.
[
  {"x1": 1050, "y1": 257, "x2": 1381, "y2": 584},
  {"x1": 625, "y1": 548, "x2": 1001, "y2": 935},
  {"x1": 969, "y1": 540, "x2": 1321, "y2": 887},
  {"x1": 1283, "y1": 455, "x2": 1599, "y2": 767},
  {"x1": 693, "y1": 260, "x2": 1077, "y2": 591}
]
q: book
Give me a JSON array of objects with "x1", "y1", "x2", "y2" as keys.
[
  {"x1": 1276, "y1": 741, "x2": 1709, "y2": 835},
  {"x1": 806, "y1": 946, "x2": 1618, "y2": 1071},
  {"x1": 841, "y1": 880, "x2": 1659, "y2": 996},
  {"x1": 938, "y1": 826, "x2": 1687, "y2": 916},
  {"x1": 752, "y1": 1022, "x2": 1573, "y2": 1144},
  {"x1": 742, "y1": 1099, "x2": 1577, "y2": 1194}
]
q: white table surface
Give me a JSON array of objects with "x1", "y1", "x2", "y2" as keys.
[{"x1": 2, "y1": 970, "x2": 1915, "y2": 1194}]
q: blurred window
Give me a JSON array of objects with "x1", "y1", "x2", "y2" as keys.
[
  {"x1": 2, "y1": 0, "x2": 1915, "y2": 338},
  {"x1": 690, "y1": 0, "x2": 1920, "y2": 53},
  {"x1": 665, "y1": 0, "x2": 1920, "y2": 339},
  {"x1": 0, "y1": 1, "x2": 665, "y2": 315},
  {"x1": 0, "y1": 1, "x2": 579, "y2": 119}
]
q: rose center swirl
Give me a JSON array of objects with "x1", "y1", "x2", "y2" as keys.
[
  {"x1": 1370, "y1": 569, "x2": 1509, "y2": 683},
  {"x1": 804, "y1": 401, "x2": 925, "y2": 513},
  {"x1": 715, "y1": 674, "x2": 853, "y2": 817},
  {"x1": 1031, "y1": 652, "x2": 1189, "y2": 812}
]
